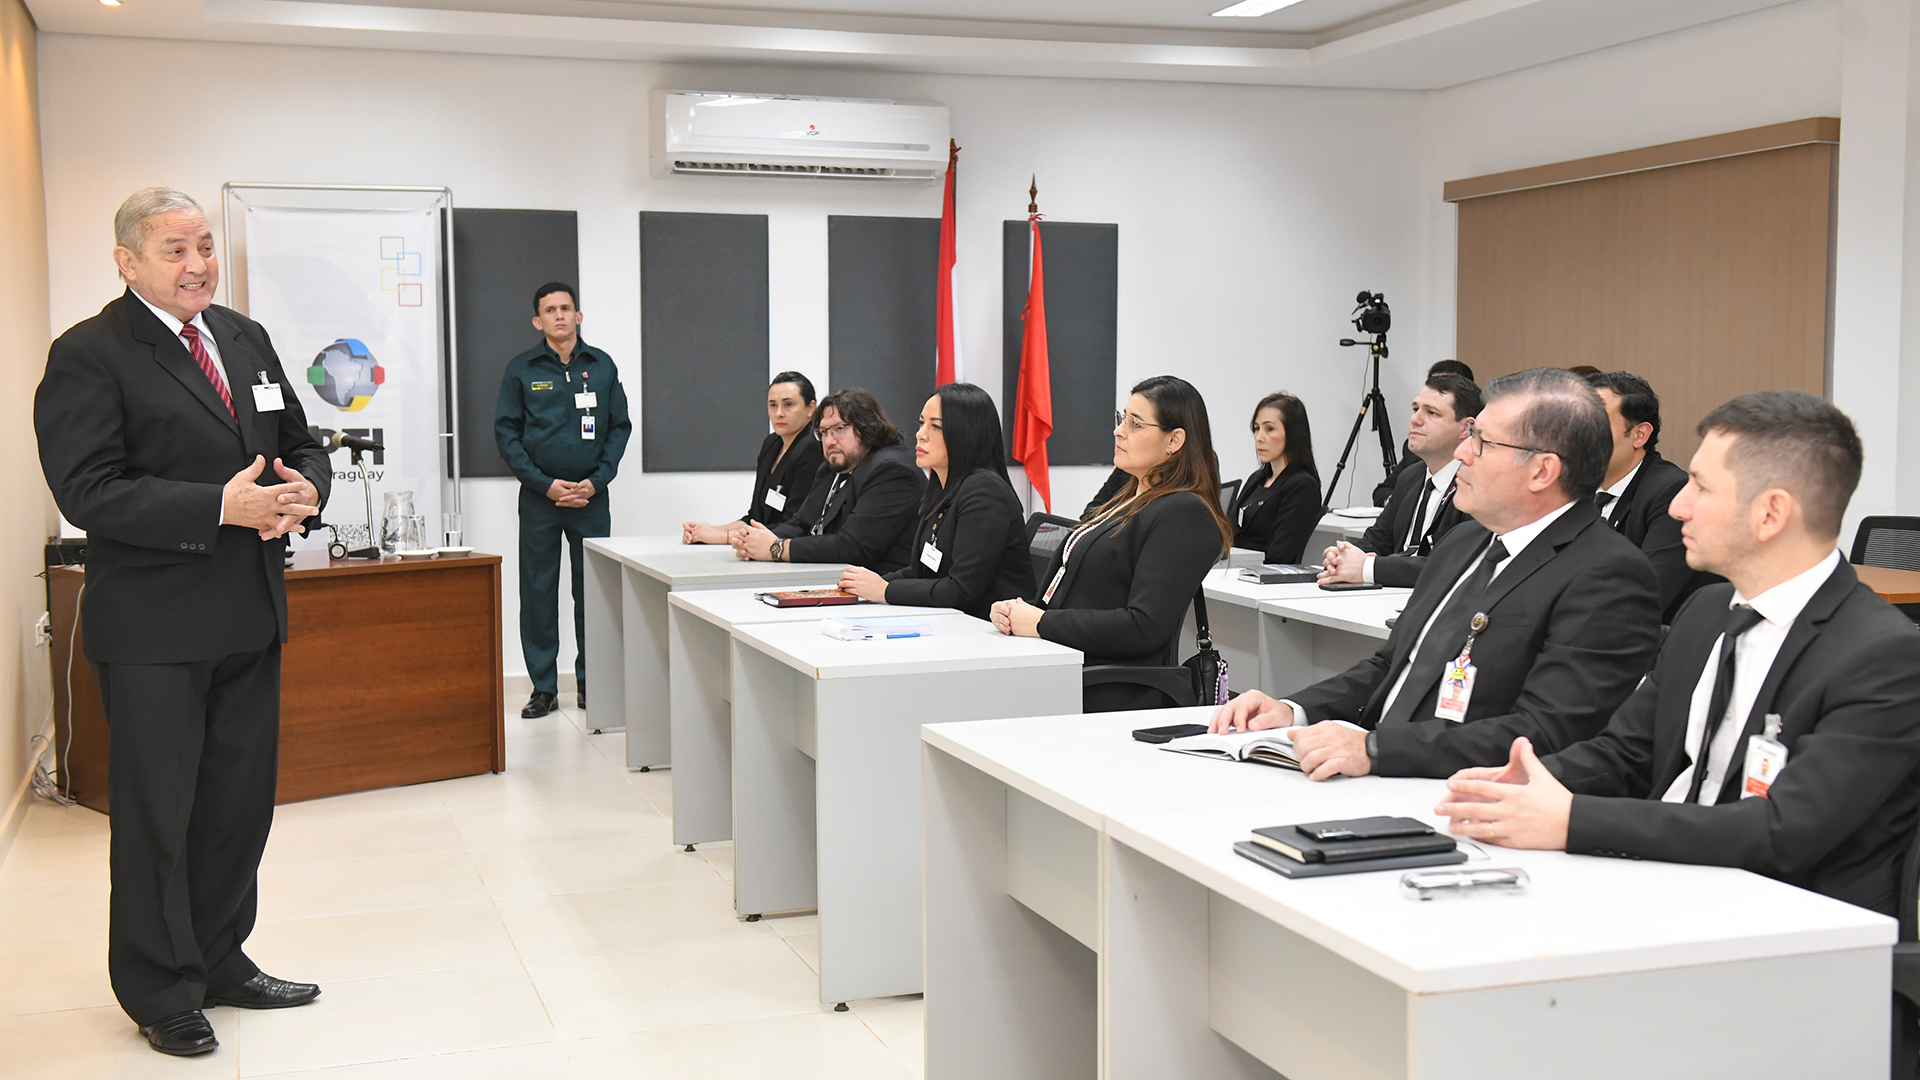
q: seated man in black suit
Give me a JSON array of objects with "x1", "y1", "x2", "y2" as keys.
[
  {"x1": 1436, "y1": 391, "x2": 1920, "y2": 920},
  {"x1": 733, "y1": 387, "x2": 926, "y2": 574},
  {"x1": 1371, "y1": 359, "x2": 1476, "y2": 505},
  {"x1": 1319, "y1": 373, "x2": 1480, "y2": 587},
  {"x1": 1211, "y1": 368, "x2": 1661, "y2": 780},
  {"x1": 1586, "y1": 370, "x2": 1719, "y2": 620}
]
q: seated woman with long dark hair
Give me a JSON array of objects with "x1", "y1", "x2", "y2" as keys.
[
  {"x1": 1231, "y1": 391, "x2": 1321, "y2": 564},
  {"x1": 682, "y1": 371, "x2": 823, "y2": 543},
  {"x1": 991, "y1": 375, "x2": 1233, "y2": 712},
  {"x1": 840, "y1": 382, "x2": 1032, "y2": 618}
]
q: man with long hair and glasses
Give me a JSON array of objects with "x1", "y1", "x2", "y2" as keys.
[
  {"x1": 733, "y1": 387, "x2": 925, "y2": 574},
  {"x1": 1212, "y1": 368, "x2": 1661, "y2": 780}
]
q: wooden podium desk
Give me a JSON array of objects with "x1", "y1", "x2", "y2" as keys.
[{"x1": 49, "y1": 551, "x2": 506, "y2": 812}]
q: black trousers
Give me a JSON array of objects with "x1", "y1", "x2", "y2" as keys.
[{"x1": 95, "y1": 641, "x2": 281, "y2": 1025}]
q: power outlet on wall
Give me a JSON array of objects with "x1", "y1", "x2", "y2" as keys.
[{"x1": 33, "y1": 611, "x2": 51, "y2": 648}]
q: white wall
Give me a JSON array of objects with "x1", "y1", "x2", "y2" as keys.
[{"x1": 37, "y1": 35, "x2": 1425, "y2": 678}]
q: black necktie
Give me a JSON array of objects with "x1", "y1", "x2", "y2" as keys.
[
  {"x1": 1595, "y1": 490, "x2": 1620, "y2": 527},
  {"x1": 1683, "y1": 604, "x2": 1767, "y2": 803},
  {"x1": 1403, "y1": 481, "x2": 1434, "y2": 553},
  {"x1": 1376, "y1": 536, "x2": 1510, "y2": 728}
]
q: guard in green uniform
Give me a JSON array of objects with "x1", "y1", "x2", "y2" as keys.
[{"x1": 494, "y1": 282, "x2": 631, "y2": 718}]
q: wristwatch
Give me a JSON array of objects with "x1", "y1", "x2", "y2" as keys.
[
  {"x1": 1365, "y1": 730, "x2": 1380, "y2": 763},
  {"x1": 768, "y1": 538, "x2": 784, "y2": 562}
]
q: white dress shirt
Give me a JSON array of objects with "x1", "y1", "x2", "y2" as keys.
[
  {"x1": 1363, "y1": 457, "x2": 1461, "y2": 584},
  {"x1": 1596, "y1": 458, "x2": 1641, "y2": 521},
  {"x1": 131, "y1": 289, "x2": 230, "y2": 396},
  {"x1": 1292, "y1": 498, "x2": 1578, "y2": 726},
  {"x1": 1660, "y1": 548, "x2": 1841, "y2": 804}
]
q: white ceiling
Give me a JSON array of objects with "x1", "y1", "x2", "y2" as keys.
[{"x1": 25, "y1": 0, "x2": 1803, "y2": 89}]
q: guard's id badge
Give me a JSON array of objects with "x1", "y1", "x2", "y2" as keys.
[
  {"x1": 1742, "y1": 713, "x2": 1790, "y2": 799},
  {"x1": 251, "y1": 379, "x2": 285, "y2": 412},
  {"x1": 765, "y1": 488, "x2": 787, "y2": 512},
  {"x1": 1434, "y1": 612, "x2": 1489, "y2": 723},
  {"x1": 575, "y1": 392, "x2": 597, "y2": 410},
  {"x1": 1435, "y1": 657, "x2": 1476, "y2": 722},
  {"x1": 921, "y1": 542, "x2": 944, "y2": 572},
  {"x1": 581, "y1": 414, "x2": 596, "y2": 440}
]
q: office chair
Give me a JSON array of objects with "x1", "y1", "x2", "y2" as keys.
[
  {"x1": 1891, "y1": 818, "x2": 1920, "y2": 1078},
  {"x1": 1852, "y1": 517, "x2": 1920, "y2": 572},
  {"x1": 1219, "y1": 479, "x2": 1241, "y2": 515},
  {"x1": 1022, "y1": 511, "x2": 1202, "y2": 710}
]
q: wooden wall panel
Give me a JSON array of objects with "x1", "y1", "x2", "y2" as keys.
[{"x1": 1455, "y1": 140, "x2": 1835, "y2": 467}]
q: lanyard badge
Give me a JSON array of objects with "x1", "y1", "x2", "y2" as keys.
[
  {"x1": 1435, "y1": 612, "x2": 1488, "y2": 723},
  {"x1": 1742, "y1": 713, "x2": 1789, "y2": 799}
]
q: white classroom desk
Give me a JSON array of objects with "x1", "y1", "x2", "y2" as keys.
[
  {"x1": 579, "y1": 536, "x2": 839, "y2": 764},
  {"x1": 1190, "y1": 568, "x2": 1410, "y2": 694},
  {"x1": 1305, "y1": 507, "x2": 1381, "y2": 557},
  {"x1": 729, "y1": 610, "x2": 1082, "y2": 1006},
  {"x1": 922, "y1": 708, "x2": 1893, "y2": 1080},
  {"x1": 665, "y1": 588, "x2": 951, "y2": 851}
]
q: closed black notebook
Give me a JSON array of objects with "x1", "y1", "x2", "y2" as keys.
[
  {"x1": 1240, "y1": 563, "x2": 1321, "y2": 585},
  {"x1": 1250, "y1": 821, "x2": 1456, "y2": 864},
  {"x1": 1234, "y1": 840, "x2": 1467, "y2": 879}
]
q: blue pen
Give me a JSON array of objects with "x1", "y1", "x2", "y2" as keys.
[{"x1": 885, "y1": 632, "x2": 921, "y2": 639}]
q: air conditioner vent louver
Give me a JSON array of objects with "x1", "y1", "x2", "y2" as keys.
[{"x1": 653, "y1": 91, "x2": 948, "y2": 182}]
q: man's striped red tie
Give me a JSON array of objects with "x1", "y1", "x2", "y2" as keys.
[{"x1": 179, "y1": 324, "x2": 234, "y2": 419}]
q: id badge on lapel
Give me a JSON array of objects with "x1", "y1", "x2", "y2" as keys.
[
  {"x1": 1742, "y1": 713, "x2": 1790, "y2": 799},
  {"x1": 1435, "y1": 612, "x2": 1488, "y2": 723},
  {"x1": 920, "y1": 541, "x2": 944, "y2": 572},
  {"x1": 251, "y1": 371, "x2": 286, "y2": 412},
  {"x1": 765, "y1": 488, "x2": 787, "y2": 512},
  {"x1": 581, "y1": 415, "x2": 596, "y2": 440}
]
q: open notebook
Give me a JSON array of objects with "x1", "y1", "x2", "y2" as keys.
[{"x1": 1158, "y1": 721, "x2": 1370, "y2": 772}]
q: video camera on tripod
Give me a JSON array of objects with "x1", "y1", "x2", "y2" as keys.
[{"x1": 1323, "y1": 290, "x2": 1399, "y2": 510}]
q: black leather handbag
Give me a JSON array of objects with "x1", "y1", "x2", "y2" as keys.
[{"x1": 1182, "y1": 589, "x2": 1230, "y2": 706}]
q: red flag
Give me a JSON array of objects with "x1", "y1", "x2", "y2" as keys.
[
  {"x1": 1011, "y1": 216, "x2": 1053, "y2": 512},
  {"x1": 935, "y1": 142, "x2": 960, "y2": 386}
]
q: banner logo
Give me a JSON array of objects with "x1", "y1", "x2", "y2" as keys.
[
  {"x1": 307, "y1": 338, "x2": 387, "y2": 412},
  {"x1": 380, "y1": 236, "x2": 424, "y2": 307}
]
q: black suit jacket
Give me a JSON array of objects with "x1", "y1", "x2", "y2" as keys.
[
  {"x1": 1230, "y1": 464, "x2": 1321, "y2": 564},
  {"x1": 1549, "y1": 563, "x2": 1920, "y2": 916},
  {"x1": 1289, "y1": 501, "x2": 1661, "y2": 777},
  {"x1": 1355, "y1": 461, "x2": 1468, "y2": 588},
  {"x1": 1038, "y1": 492, "x2": 1225, "y2": 710},
  {"x1": 743, "y1": 431, "x2": 824, "y2": 531},
  {"x1": 774, "y1": 441, "x2": 926, "y2": 573},
  {"x1": 35, "y1": 292, "x2": 332, "y2": 665},
  {"x1": 1604, "y1": 451, "x2": 1720, "y2": 621},
  {"x1": 882, "y1": 470, "x2": 1033, "y2": 620}
]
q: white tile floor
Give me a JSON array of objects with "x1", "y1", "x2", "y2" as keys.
[{"x1": 0, "y1": 699, "x2": 924, "y2": 1078}]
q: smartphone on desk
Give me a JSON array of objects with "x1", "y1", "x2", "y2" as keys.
[
  {"x1": 1131, "y1": 723, "x2": 1210, "y2": 744},
  {"x1": 1318, "y1": 582, "x2": 1382, "y2": 592}
]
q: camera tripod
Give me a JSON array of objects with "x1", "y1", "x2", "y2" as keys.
[{"x1": 1322, "y1": 333, "x2": 1399, "y2": 511}]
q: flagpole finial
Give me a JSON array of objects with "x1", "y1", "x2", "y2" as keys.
[
  {"x1": 1028, "y1": 176, "x2": 1039, "y2": 215},
  {"x1": 950, "y1": 137, "x2": 960, "y2": 161}
]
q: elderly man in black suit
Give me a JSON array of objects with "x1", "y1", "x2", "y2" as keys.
[
  {"x1": 1585, "y1": 370, "x2": 1719, "y2": 620},
  {"x1": 1212, "y1": 367, "x2": 1661, "y2": 780},
  {"x1": 34, "y1": 188, "x2": 332, "y2": 1056},
  {"x1": 1437, "y1": 391, "x2": 1920, "y2": 914}
]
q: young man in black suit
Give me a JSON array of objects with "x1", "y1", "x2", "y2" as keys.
[
  {"x1": 1436, "y1": 391, "x2": 1920, "y2": 920},
  {"x1": 733, "y1": 387, "x2": 926, "y2": 574},
  {"x1": 1211, "y1": 368, "x2": 1662, "y2": 780},
  {"x1": 1586, "y1": 370, "x2": 1718, "y2": 620},
  {"x1": 1319, "y1": 372, "x2": 1480, "y2": 587},
  {"x1": 34, "y1": 188, "x2": 333, "y2": 1056},
  {"x1": 1370, "y1": 359, "x2": 1476, "y2": 505}
]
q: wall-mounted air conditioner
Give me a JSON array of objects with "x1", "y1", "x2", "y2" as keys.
[{"x1": 651, "y1": 90, "x2": 950, "y2": 181}]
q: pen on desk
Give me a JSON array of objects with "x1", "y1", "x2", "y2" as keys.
[{"x1": 886, "y1": 632, "x2": 921, "y2": 639}]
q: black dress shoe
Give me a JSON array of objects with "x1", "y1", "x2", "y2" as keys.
[
  {"x1": 577, "y1": 687, "x2": 587, "y2": 709},
  {"x1": 205, "y1": 972, "x2": 321, "y2": 1010},
  {"x1": 139, "y1": 1010, "x2": 217, "y2": 1055},
  {"x1": 522, "y1": 691, "x2": 557, "y2": 718}
]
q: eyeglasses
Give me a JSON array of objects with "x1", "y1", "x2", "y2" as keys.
[
  {"x1": 1463, "y1": 418, "x2": 1550, "y2": 459},
  {"x1": 1114, "y1": 409, "x2": 1164, "y2": 434},
  {"x1": 815, "y1": 421, "x2": 854, "y2": 442}
]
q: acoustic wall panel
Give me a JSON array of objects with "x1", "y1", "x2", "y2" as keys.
[
  {"x1": 450, "y1": 208, "x2": 580, "y2": 478},
  {"x1": 1002, "y1": 221, "x2": 1119, "y2": 466},
  {"x1": 640, "y1": 211, "x2": 771, "y2": 472},
  {"x1": 827, "y1": 215, "x2": 941, "y2": 434}
]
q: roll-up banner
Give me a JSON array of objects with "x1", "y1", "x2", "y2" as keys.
[{"x1": 243, "y1": 207, "x2": 445, "y2": 551}]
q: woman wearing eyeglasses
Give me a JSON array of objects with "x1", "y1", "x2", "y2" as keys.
[
  {"x1": 991, "y1": 375, "x2": 1234, "y2": 712},
  {"x1": 682, "y1": 371, "x2": 823, "y2": 544},
  {"x1": 839, "y1": 382, "x2": 1032, "y2": 619},
  {"x1": 1230, "y1": 391, "x2": 1321, "y2": 564}
]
